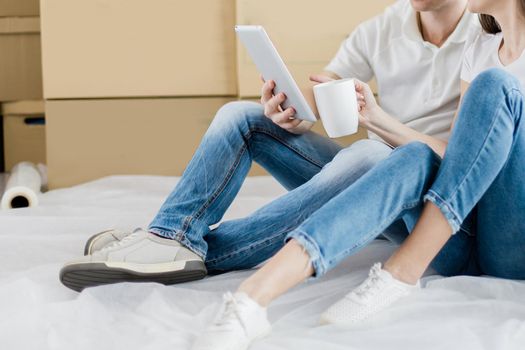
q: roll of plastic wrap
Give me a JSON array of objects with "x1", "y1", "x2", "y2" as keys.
[{"x1": 1, "y1": 162, "x2": 45, "y2": 210}]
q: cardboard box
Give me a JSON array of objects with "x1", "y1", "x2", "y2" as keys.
[
  {"x1": 2, "y1": 100, "x2": 46, "y2": 171},
  {"x1": 41, "y1": 0, "x2": 237, "y2": 99},
  {"x1": 0, "y1": 17, "x2": 43, "y2": 101},
  {"x1": 45, "y1": 98, "x2": 241, "y2": 189},
  {"x1": 236, "y1": 0, "x2": 394, "y2": 97},
  {"x1": 0, "y1": 0, "x2": 39, "y2": 17}
]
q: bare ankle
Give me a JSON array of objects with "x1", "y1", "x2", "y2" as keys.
[{"x1": 237, "y1": 281, "x2": 271, "y2": 307}]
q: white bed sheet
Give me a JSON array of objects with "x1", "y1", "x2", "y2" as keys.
[{"x1": 0, "y1": 175, "x2": 524, "y2": 350}]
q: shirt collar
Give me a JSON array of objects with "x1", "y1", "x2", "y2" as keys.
[{"x1": 402, "y1": 5, "x2": 479, "y2": 45}]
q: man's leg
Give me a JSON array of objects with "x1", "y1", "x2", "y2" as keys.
[
  {"x1": 148, "y1": 101, "x2": 342, "y2": 258},
  {"x1": 60, "y1": 101, "x2": 343, "y2": 291},
  {"x1": 204, "y1": 139, "x2": 394, "y2": 273}
]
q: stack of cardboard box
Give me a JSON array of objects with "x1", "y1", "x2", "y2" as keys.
[
  {"x1": 42, "y1": 0, "x2": 237, "y2": 189},
  {"x1": 42, "y1": 0, "x2": 393, "y2": 189},
  {"x1": 0, "y1": 0, "x2": 45, "y2": 171}
]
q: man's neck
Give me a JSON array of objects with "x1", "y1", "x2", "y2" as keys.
[{"x1": 418, "y1": 1, "x2": 468, "y2": 48}]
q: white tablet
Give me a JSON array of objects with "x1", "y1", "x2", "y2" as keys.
[{"x1": 235, "y1": 25, "x2": 317, "y2": 123}]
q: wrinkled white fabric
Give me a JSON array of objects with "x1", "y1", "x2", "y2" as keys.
[{"x1": 0, "y1": 176, "x2": 523, "y2": 349}]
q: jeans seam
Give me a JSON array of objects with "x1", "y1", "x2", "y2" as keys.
[
  {"x1": 168, "y1": 139, "x2": 250, "y2": 249},
  {"x1": 181, "y1": 126, "x2": 326, "y2": 236},
  {"x1": 444, "y1": 103, "x2": 503, "y2": 205},
  {"x1": 170, "y1": 123, "x2": 329, "y2": 249},
  {"x1": 205, "y1": 227, "x2": 294, "y2": 266},
  {"x1": 249, "y1": 127, "x2": 327, "y2": 169}
]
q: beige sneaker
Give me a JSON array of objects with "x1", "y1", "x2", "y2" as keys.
[
  {"x1": 83, "y1": 229, "x2": 131, "y2": 255},
  {"x1": 60, "y1": 229, "x2": 206, "y2": 292}
]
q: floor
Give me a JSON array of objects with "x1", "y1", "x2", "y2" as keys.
[{"x1": 1, "y1": 175, "x2": 524, "y2": 350}]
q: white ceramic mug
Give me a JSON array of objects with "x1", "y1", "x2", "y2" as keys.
[{"x1": 313, "y1": 78, "x2": 359, "y2": 138}]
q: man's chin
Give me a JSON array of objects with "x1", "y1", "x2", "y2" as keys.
[{"x1": 410, "y1": 0, "x2": 444, "y2": 12}]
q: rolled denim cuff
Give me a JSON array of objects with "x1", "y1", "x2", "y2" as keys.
[
  {"x1": 285, "y1": 229, "x2": 327, "y2": 280},
  {"x1": 424, "y1": 190, "x2": 462, "y2": 234},
  {"x1": 148, "y1": 227, "x2": 206, "y2": 259}
]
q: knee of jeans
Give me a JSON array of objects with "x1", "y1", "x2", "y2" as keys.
[
  {"x1": 394, "y1": 141, "x2": 436, "y2": 163},
  {"x1": 471, "y1": 68, "x2": 522, "y2": 96},
  {"x1": 319, "y1": 139, "x2": 392, "y2": 180},
  {"x1": 209, "y1": 101, "x2": 266, "y2": 134},
  {"x1": 392, "y1": 141, "x2": 441, "y2": 177}
]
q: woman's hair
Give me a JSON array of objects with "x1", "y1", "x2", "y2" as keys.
[
  {"x1": 479, "y1": 15, "x2": 501, "y2": 34},
  {"x1": 479, "y1": 0, "x2": 525, "y2": 34}
]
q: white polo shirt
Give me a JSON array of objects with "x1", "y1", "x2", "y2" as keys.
[{"x1": 325, "y1": 0, "x2": 481, "y2": 141}]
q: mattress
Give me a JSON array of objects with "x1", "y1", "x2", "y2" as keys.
[{"x1": 0, "y1": 175, "x2": 524, "y2": 349}]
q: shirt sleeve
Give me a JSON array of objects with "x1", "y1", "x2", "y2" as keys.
[{"x1": 325, "y1": 22, "x2": 375, "y2": 82}]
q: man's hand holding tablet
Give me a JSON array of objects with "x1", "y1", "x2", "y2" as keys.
[{"x1": 260, "y1": 79, "x2": 301, "y2": 131}]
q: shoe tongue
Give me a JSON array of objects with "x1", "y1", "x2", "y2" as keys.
[{"x1": 375, "y1": 267, "x2": 393, "y2": 281}]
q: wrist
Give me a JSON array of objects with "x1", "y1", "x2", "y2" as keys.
[{"x1": 362, "y1": 105, "x2": 384, "y2": 128}]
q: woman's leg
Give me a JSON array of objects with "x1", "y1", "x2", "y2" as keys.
[
  {"x1": 234, "y1": 141, "x2": 442, "y2": 305},
  {"x1": 384, "y1": 68, "x2": 525, "y2": 282},
  {"x1": 204, "y1": 139, "x2": 393, "y2": 274},
  {"x1": 193, "y1": 141, "x2": 441, "y2": 350}
]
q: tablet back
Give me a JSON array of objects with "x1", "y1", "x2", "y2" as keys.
[{"x1": 235, "y1": 25, "x2": 317, "y2": 122}]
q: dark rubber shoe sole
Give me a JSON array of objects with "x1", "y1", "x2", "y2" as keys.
[{"x1": 60, "y1": 260, "x2": 207, "y2": 292}]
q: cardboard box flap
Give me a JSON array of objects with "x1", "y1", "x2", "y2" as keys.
[
  {"x1": 2, "y1": 100, "x2": 45, "y2": 115},
  {"x1": 0, "y1": 17, "x2": 40, "y2": 35}
]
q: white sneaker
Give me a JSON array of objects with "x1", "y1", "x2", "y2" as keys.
[
  {"x1": 60, "y1": 229, "x2": 207, "y2": 292},
  {"x1": 192, "y1": 292, "x2": 271, "y2": 350},
  {"x1": 319, "y1": 263, "x2": 420, "y2": 326}
]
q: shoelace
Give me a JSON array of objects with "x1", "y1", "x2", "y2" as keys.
[
  {"x1": 213, "y1": 292, "x2": 249, "y2": 333},
  {"x1": 98, "y1": 230, "x2": 141, "y2": 253},
  {"x1": 352, "y1": 263, "x2": 385, "y2": 300}
]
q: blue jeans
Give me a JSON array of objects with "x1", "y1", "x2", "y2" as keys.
[
  {"x1": 287, "y1": 68, "x2": 525, "y2": 280},
  {"x1": 148, "y1": 101, "x2": 393, "y2": 272}
]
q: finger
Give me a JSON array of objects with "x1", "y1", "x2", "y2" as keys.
[
  {"x1": 264, "y1": 93, "x2": 286, "y2": 116},
  {"x1": 260, "y1": 74, "x2": 266, "y2": 83},
  {"x1": 309, "y1": 74, "x2": 334, "y2": 84},
  {"x1": 280, "y1": 118, "x2": 302, "y2": 130},
  {"x1": 357, "y1": 93, "x2": 365, "y2": 100},
  {"x1": 271, "y1": 107, "x2": 296, "y2": 125},
  {"x1": 260, "y1": 80, "x2": 275, "y2": 104}
]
